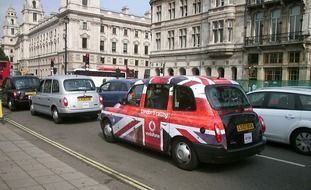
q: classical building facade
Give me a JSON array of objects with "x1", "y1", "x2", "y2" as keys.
[
  {"x1": 149, "y1": 0, "x2": 311, "y2": 81},
  {"x1": 1, "y1": 0, "x2": 151, "y2": 79}
]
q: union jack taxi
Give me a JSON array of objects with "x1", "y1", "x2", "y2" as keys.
[{"x1": 100, "y1": 76, "x2": 266, "y2": 170}]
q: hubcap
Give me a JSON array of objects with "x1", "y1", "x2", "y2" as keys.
[
  {"x1": 53, "y1": 110, "x2": 58, "y2": 120},
  {"x1": 104, "y1": 123, "x2": 112, "y2": 137},
  {"x1": 295, "y1": 132, "x2": 311, "y2": 153},
  {"x1": 8, "y1": 101, "x2": 12, "y2": 109},
  {"x1": 175, "y1": 142, "x2": 191, "y2": 164}
]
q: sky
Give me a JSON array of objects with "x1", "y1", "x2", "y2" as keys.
[{"x1": 0, "y1": 0, "x2": 151, "y2": 37}]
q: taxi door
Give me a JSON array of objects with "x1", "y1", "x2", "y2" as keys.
[{"x1": 141, "y1": 84, "x2": 171, "y2": 151}]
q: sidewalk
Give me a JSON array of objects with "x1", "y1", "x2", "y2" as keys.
[{"x1": 0, "y1": 122, "x2": 110, "y2": 190}]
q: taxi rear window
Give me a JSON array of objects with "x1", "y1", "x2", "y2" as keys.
[
  {"x1": 205, "y1": 85, "x2": 250, "y2": 109},
  {"x1": 64, "y1": 79, "x2": 95, "y2": 91}
]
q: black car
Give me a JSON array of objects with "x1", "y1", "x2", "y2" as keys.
[
  {"x1": 98, "y1": 79, "x2": 137, "y2": 107},
  {"x1": 1, "y1": 76, "x2": 40, "y2": 111}
]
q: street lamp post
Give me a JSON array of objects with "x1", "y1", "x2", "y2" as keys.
[{"x1": 64, "y1": 16, "x2": 69, "y2": 75}]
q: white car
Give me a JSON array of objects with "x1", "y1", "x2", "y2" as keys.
[
  {"x1": 30, "y1": 75, "x2": 103, "y2": 124},
  {"x1": 247, "y1": 87, "x2": 311, "y2": 155}
]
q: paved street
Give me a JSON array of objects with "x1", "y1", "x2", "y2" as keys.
[{"x1": 1, "y1": 108, "x2": 311, "y2": 190}]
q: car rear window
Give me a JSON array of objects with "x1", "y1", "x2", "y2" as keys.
[
  {"x1": 64, "y1": 79, "x2": 95, "y2": 91},
  {"x1": 205, "y1": 85, "x2": 250, "y2": 109},
  {"x1": 14, "y1": 77, "x2": 40, "y2": 90}
]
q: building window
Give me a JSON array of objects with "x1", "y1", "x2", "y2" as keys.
[
  {"x1": 33, "y1": 13, "x2": 37, "y2": 22},
  {"x1": 113, "y1": 58, "x2": 116, "y2": 65},
  {"x1": 192, "y1": 26, "x2": 200, "y2": 47},
  {"x1": 10, "y1": 49, "x2": 13, "y2": 53},
  {"x1": 11, "y1": 19, "x2": 14, "y2": 25},
  {"x1": 135, "y1": 60, "x2": 139, "y2": 66},
  {"x1": 10, "y1": 57, "x2": 13, "y2": 62},
  {"x1": 124, "y1": 28, "x2": 128, "y2": 36},
  {"x1": 112, "y1": 42, "x2": 116, "y2": 52},
  {"x1": 134, "y1": 44, "x2": 138, "y2": 54},
  {"x1": 82, "y1": 0, "x2": 88, "y2": 6},
  {"x1": 289, "y1": 51, "x2": 300, "y2": 63},
  {"x1": 82, "y1": 38, "x2": 87, "y2": 49},
  {"x1": 32, "y1": 1, "x2": 36, "y2": 8},
  {"x1": 101, "y1": 57, "x2": 105, "y2": 64},
  {"x1": 145, "y1": 61, "x2": 149, "y2": 67},
  {"x1": 144, "y1": 46, "x2": 148, "y2": 55},
  {"x1": 112, "y1": 27, "x2": 116, "y2": 35},
  {"x1": 124, "y1": 59, "x2": 128, "y2": 66},
  {"x1": 179, "y1": 28, "x2": 187, "y2": 48},
  {"x1": 123, "y1": 43, "x2": 128, "y2": 53},
  {"x1": 135, "y1": 30, "x2": 139, "y2": 38},
  {"x1": 180, "y1": 0, "x2": 188, "y2": 17},
  {"x1": 227, "y1": 20, "x2": 233, "y2": 42},
  {"x1": 271, "y1": 9, "x2": 281, "y2": 42},
  {"x1": 216, "y1": 0, "x2": 224, "y2": 7},
  {"x1": 288, "y1": 68, "x2": 299, "y2": 80},
  {"x1": 255, "y1": 12, "x2": 264, "y2": 43},
  {"x1": 168, "y1": 1, "x2": 175, "y2": 20},
  {"x1": 193, "y1": 0, "x2": 201, "y2": 14},
  {"x1": 100, "y1": 41, "x2": 104, "y2": 51},
  {"x1": 156, "y1": 5, "x2": 162, "y2": 22},
  {"x1": 213, "y1": 20, "x2": 224, "y2": 43},
  {"x1": 100, "y1": 25, "x2": 105, "y2": 33},
  {"x1": 156, "y1": 32, "x2": 161, "y2": 50},
  {"x1": 11, "y1": 28, "x2": 14, "y2": 35},
  {"x1": 264, "y1": 52, "x2": 283, "y2": 64},
  {"x1": 168, "y1": 30, "x2": 175, "y2": 50},
  {"x1": 289, "y1": 6, "x2": 301, "y2": 40},
  {"x1": 264, "y1": 68, "x2": 282, "y2": 80},
  {"x1": 83, "y1": 22, "x2": 87, "y2": 30},
  {"x1": 145, "y1": 32, "x2": 149, "y2": 39}
]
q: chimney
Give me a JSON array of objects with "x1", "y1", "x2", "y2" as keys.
[
  {"x1": 144, "y1": 10, "x2": 151, "y2": 19},
  {"x1": 121, "y1": 6, "x2": 129, "y2": 15}
]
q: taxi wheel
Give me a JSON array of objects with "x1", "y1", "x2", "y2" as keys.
[
  {"x1": 52, "y1": 107, "x2": 62, "y2": 124},
  {"x1": 8, "y1": 99, "x2": 15, "y2": 111},
  {"x1": 101, "y1": 120, "x2": 115, "y2": 143},
  {"x1": 172, "y1": 138, "x2": 198, "y2": 170},
  {"x1": 291, "y1": 129, "x2": 311, "y2": 155},
  {"x1": 30, "y1": 102, "x2": 36, "y2": 116}
]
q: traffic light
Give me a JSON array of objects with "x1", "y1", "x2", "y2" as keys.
[
  {"x1": 83, "y1": 53, "x2": 90, "y2": 68},
  {"x1": 53, "y1": 68, "x2": 57, "y2": 75}
]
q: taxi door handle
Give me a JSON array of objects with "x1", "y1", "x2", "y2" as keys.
[{"x1": 285, "y1": 114, "x2": 295, "y2": 119}]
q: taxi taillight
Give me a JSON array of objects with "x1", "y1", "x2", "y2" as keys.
[
  {"x1": 258, "y1": 116, "x2": 266, "y2": 134},
  {"x1": 214, "y1": 123, "x2": 222, "y2": 143},
  {"x1": 12, "y1": 91, "x2": 17, "y2": 99},
  {"x1": 63, "y1": 97, "x2": 68, "y2": 107},
  {"x1": 99, "y1": 96, "x2": 103, "y2": 104}
]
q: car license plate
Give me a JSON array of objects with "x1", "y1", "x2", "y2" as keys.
[
  {"x1": 236, "y1": 123, "x2": 254, "y2": 132},
  {"x1": 244, "y1": 132, "x2": 253, "y2": 144},
  {"x1": 78, "y1": 97, "x2": 91, "y2": 102},
  {"x1": 82, "y1": 102, "x2": 90, "y2": 108},
  {"x1": 25, "y1": 91, "x2": 36, "y2": 96}
]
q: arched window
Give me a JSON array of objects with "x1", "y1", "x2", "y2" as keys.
[
  {"x1": 155, "y1": 68, "x2": 160, "y2": 76},
  {"x1": 32, "y1": 1, "x2": 36, "y2": 8},
  {"x1": 192, "y1": 67, "x2": 200, "y2": 76},
  {"x1": 206, "y1": 67, "x2": 211, "y2": 76},
  {"x1": 168, "y1": 68, "x2": 174, "y2": 76},
  {"x1": 11, "y1": 19, "x2": 14, "y2": 25},
  {"x1": 179, "y1": 67, "x2": 186, "y2": 75},
  {"x1": 231, "y1": 67, "x2": 237, "y2": 80},
  {"x1": 218, "y1": 67, "x2": 225, "y2": 78}
]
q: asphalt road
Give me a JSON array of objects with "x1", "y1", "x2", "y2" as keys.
[{"x1": 3, "y1": 108, "x2": 311, "y2": 190}]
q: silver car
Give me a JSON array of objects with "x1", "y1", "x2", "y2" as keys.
[{"x1": 30, "y1": 75, "x2": 103, "y2": 123}]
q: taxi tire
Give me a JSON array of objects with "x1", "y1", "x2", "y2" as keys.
[
  {"x1": 52, "y1": 107, "x2": 62, "y2": 124},
  {"x1": 101, "y1": 120, "x2": 115, "y2": 142},
  {"x1": 291, "y1": 128, "x2": 311, "y2": 155},
  {"x1": 172, "y1": 138, "x2": 198, "y2": 170}
]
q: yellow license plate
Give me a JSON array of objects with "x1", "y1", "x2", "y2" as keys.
[
  {"x1": 25, "y1": 92, "x2": 36, "y2": 95},
  {"x1": 78, "y1": 97, "x2": 91, "y2": 102},
  {"x1": 236, "y1": 123, "x2": 254, "y2": 132}
]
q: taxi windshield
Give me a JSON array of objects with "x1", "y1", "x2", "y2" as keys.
[{"x1": 205, "y1": 85, "x2": 250, "y2": 109}]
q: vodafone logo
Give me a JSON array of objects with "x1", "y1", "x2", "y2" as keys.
[{"x1": 148, "y1": 120, "x2": 156, "y2": 132}]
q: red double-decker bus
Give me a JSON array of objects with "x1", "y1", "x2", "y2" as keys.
[{"x1": 0, "y1": 60, "x2": 11, "y2": 86}]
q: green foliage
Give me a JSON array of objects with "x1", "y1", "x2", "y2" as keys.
[{"x1": 0, "y1": 47, "x2": 9, "y2": 61}]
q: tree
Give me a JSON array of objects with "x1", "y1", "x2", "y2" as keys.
[{"x1": 0, "y1": 47, "x2": 9, "y2": 61}]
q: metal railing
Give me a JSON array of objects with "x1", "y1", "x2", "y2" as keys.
[{"x1": 245, "y1": 32, "x2": 306, "y2": 46}]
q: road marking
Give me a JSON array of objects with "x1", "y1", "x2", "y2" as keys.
[
  {"x1": 5, "y1": 118, "x2": 154, "y2": 190},
  {"x1": 256, "y1": 154, "x2": 306, "y2": 168}
]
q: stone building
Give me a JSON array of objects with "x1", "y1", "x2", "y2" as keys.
[
  {"x1": 149, "y1": 0, "x2": 311, "y2": 81},
  {"x1": 1, "y1": 0, "x2": 151, "y2": 79}
]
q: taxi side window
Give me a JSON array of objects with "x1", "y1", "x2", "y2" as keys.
[
  {"x1": 38, "y1": 80, "x2": 44, "y2": 93},
  {"x1": 52, "y1": 80, "x2": 59, "y2": 93},
  {"x1": 173, "y1": 85, "x2": 196, "y2": 111},
  {"x1": 144, "y1": 84, "x2": 170, "y2": 110},
  {"x1": 126, "y1": 84, "x2": 144, "y2": 106},
  {"x1": 43, "y1": 79, "x2": 52, "y2": 93}
]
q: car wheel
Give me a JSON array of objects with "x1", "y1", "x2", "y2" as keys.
[
  {"x1": 52, "y1": 107, "x2": 62, "y2": 124},
  {"x1": 8, "y1": 99, "x2": 15, "y2": 111},
  {"x1": 172, "y1": 138, "x2": 199, "y2": 170},
  {"x1": 30, "y1": 103, "x2": 36, "y2": 116},
  {"x1": 291, "y1": 129, "x2": 311, "y2": 155},
  {"x1": 101, "y1": 120, "x2": 115, "y2": 142}
]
